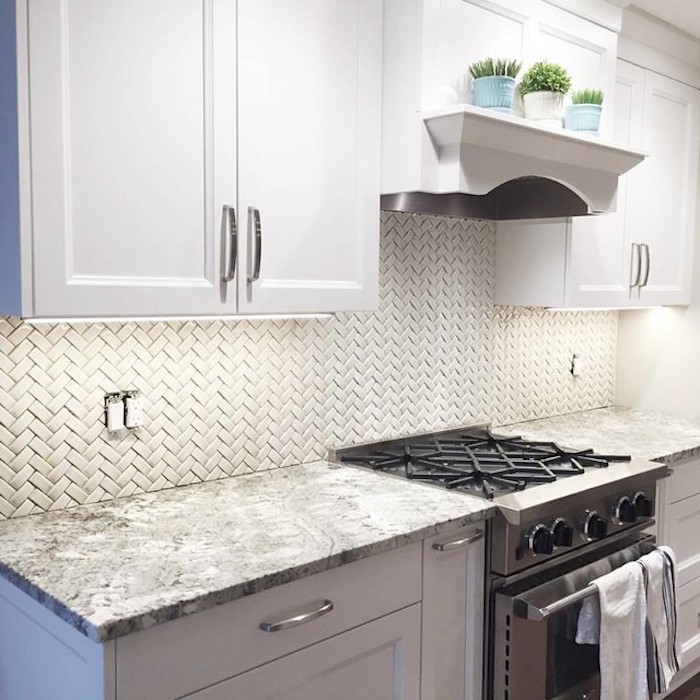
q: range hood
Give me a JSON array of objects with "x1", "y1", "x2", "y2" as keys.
[{"x1": 382, "y1": 105, "x2": 647, "y2": 221}]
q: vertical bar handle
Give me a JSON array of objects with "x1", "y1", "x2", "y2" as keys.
[
  {"x1": 248, "y1": 207, "x2": 262, "y2": 283},
  {"x1": 641, "y1": 244, "x2": 651, "y2": 287},
  {"x1": 222, "y1": 205, "x2": 237, "y2": 283},
  {"x1": 630, "y1": 242, "x2": 642, "y2": 288}
]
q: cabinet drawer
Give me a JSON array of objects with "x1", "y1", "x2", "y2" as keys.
[
  {"x1": 116, "y1": 542, "x2": 422, "y2": 700},
  {"x1": 678, "y1": 577, "x2": 700, "y2": 669},
  {"x1": 181, "y1": 604, "x2": 422, "y2": 700},
  {"x1": 667, "y1": 493, "x2": 700, "y2": 587},
  {"x1": 669, "y1": 458, "x2": 700, "y2": 504}
]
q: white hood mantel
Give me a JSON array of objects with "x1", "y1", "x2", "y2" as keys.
[{"x1": 421, "y1": 104, "x2": 647, "y2": 214}]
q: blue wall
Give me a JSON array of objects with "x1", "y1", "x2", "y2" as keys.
[{"x1": 0, "y1": 0, "x2": 21, "y2": 315}]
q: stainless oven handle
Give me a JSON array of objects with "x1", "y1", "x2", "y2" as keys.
[
  {"x1": 514, "y1": 524, "x2": 656, "y2": 622},
  {"x1": 525, "y1": 583, "x2": 599, "y2": 621},
  {"x1": 432, "y1": 529, "x2": 484, "y2": 552}
]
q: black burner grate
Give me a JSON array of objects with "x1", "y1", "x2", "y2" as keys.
[{"x1": 338, "y1": 428, "x2": 631, "y2": 499}]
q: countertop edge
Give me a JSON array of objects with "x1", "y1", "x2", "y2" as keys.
[
  {"x1": 2, "y1": 505, "x2": 495, "y2": 644},
  {"x1": 653, "y1": 445, "x2": 700, "y2": 465}
]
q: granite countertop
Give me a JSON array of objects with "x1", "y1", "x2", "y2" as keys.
[
  {"x1": 0, "y1": 461, "x2": 494, "y2": 644},
  {"x1": 499, "y1": 406, "x2": 700, "y2": 464}
]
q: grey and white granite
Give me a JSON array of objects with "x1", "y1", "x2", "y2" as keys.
[
  {"x1": 498, "y1": 406, "x2": 700, "y2": 464},
  {"x1": 0, "y1": 461, "x2": 494, "y2": 643}
]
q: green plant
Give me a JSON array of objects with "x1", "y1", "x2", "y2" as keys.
[
  {"x1": 571, "y1": 88, "x2": 604, "y2": 105},
  {"x1": 468, "y1": 57, "x2": 522, "y2": 80},
  {"x1": 519, "y1": 61, "x2": 572, "y2": 96}
]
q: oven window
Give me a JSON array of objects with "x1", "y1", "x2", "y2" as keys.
[{"x1": 546, "y1": 602, "x2": 599, "y2": 698}]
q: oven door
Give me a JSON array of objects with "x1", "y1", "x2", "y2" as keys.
[{"x1": 491, "y1": 534, "x2": 656, "y2": 700}]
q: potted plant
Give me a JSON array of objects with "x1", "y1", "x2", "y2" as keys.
[
  {"x1": 518, "y1": 61, "x2": 572, "y2": 127},
  {"x1": 468, "y1": 57, "x2": 522, "y2": 114},
  {"x1": 565, "y1": 89, "x2": 604, "y2": 135}
]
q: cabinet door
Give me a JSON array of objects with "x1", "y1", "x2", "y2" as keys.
[
  {"x1": 564, "y1": 60, "x2": 645, "y2": 308},
  {"x1": 26, "y1": 0, "x2": 237, "y2": 318},
  {"x1": 421, "y1": 526, "x2": 485, "y2": 700},
  {"x1": 678, "y1": 577, "x2": 700, "y2": 670},
  {"x1": 531, "y1": 3, "x2": 617, "y2": 137},
  {"x1": 236, "y1": 0, "x2": 381, "y2": 314},
  {"x1": 421, "y1": 0, "x2": 534, "y2": 110},
  {"x1": 182, "y1": 605, "x2": 421, "y2": 700},
  {"x1": 637, "y1": 72, "x2": 700, "y2": 306}
]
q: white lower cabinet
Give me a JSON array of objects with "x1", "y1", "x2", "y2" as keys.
[
  {"x1": 421, "y1": 527, "x2": 485, "y2": 700},
  {"x1": 0, "y1": 526, "x2": 486, "y2": 700},
  {"x1": 658, "y1": 457, "x2": 700, "y2": 672},
  {"x1": 183, "y1": 605, "x2": 421, "y2": 700}
]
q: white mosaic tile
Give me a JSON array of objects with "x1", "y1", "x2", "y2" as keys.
[{"x1": 0, "y1": 212, "x2": 617, "y2": 518}]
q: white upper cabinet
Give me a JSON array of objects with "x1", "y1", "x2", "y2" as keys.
[
  {"x1": 496, "y1": 60, "x2": 700, "y2": 308},
  {"x1": 562, "y1": 59, "x2": 644, "y2": 308},
  {"x1": 531, "y1": 2, "x2": 617, "y2": 138},
  {"x1": 4, "y1": 0, "x2": 381, "y2": 318},
  {"x1": 636, "y1": 71, "x2": 699, "y2": 305},
  {"x1": 236, "y1": 0, "x2": 381, "y2": 314},
  {"x1": 382, "y1": 0, "x2": 621, "y2": 195},
  {"x1": 24, "y1": 0, "x2": 238, "y2": 318}
]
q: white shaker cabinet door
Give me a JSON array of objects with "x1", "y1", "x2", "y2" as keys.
[
  {"x1": 182, "y1": 605, "x2": 422, "y2": 700},
  {"x1": 564, "y1": 60, "x2": 645, "y2": 308},
  {"x1": 25, "y1": 0, "x2": 237, "y2": 317},
  {"x1": 637, "y1": 72, "x2": 700, "y2": 306},
  {"x1": 421, "y1": 526, "x2": 485, "y2": 700},
  {"x1": 236, "y1": 0, "x2": 381, "y2": 314}
]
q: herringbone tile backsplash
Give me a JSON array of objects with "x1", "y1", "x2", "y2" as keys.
[{"x1": 0, "y1": 212, "x2": 617, "y2": 518}]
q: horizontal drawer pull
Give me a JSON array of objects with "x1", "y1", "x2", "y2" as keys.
[
  {"x1": 432, "y1": 529, "x2": 484, "y2": 552},
  {"x1": 260, "y1": 599, "x2": 334, "y2": 633}
]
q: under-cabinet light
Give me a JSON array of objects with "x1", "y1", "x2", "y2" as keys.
[
  {"x1": 22, "y1": 313, "x2": 333, "y2": 325},
  {"x1": 546, "y1": 306, "x2": 663, "y2": 312}
]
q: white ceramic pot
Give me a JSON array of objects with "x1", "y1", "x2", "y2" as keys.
[{"x1": 522, "y1": 91, "x2": 565, "y2": 128}]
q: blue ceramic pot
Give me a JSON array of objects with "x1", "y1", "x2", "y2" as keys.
[
  {"x1": 564, "y1": 103, "x2": 602, "y2": 135},
  {"x1": 472, "y1": 76, "x2": 516, "y2": 113}
]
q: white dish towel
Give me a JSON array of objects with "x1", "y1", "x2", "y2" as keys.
[
  {"x1": 639, "y1": 546, "x2": 682, "y2": 694},
  {"x1": 578, "y1": 560, "x2": 649, "y2": 700}
]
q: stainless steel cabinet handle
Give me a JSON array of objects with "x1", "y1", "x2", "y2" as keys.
[
  {"x1": 432, "y1": 529, "x2": 484, "y2": 552},
  {"x1": 222, "y1": 205, "x2": 237, "y2": 283},
  {"x1": 630, "y1": 242, "x2": 642, "y2": 288},
  {"x1": 641, "y1": 243, "x2": 651, "y2": 287},
  {"x1": 247, "y1": 206, "x2": 262, "y2": 283},
  {"x1": 259, "y1": 599, "x2": 334, "y2": 633}
]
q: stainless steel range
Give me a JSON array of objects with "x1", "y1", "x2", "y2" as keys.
[{"x1": 334, "y1": 425, "x2": 668, "y2": 700}]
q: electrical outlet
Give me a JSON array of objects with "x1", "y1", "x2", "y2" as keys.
[
  {"x1": 570, "y1": 353, "x2": 584, "y2": 377},
  {"x1": 124, "y1": 390, "x2": 143, "y2": 429},
  {"x1": 104, "y1": 390, "x2": 143, "y2": 433},
  {"x1": 104, "y1": 392, "x2": 125, "y2": 433}
]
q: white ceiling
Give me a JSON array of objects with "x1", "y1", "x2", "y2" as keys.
[{"x1": 632, "y1": 0, "x2": 700, "y2": 39}]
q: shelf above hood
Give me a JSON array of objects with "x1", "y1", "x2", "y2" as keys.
[{"x1": 421, "y1": 104, "x2": 647, "y2": 214}]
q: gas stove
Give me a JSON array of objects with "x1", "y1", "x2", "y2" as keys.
[
  {"x1": 333, "y1": 425, "x2": 668, "y2": 576},
  {"x1": 336, "y1": 426, "x2": 631, "y2": 499},
  {"x1": 334, "y1": 424, "x2": 669, "y2": 700}
]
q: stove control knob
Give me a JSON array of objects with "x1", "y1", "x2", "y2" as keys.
[
  {"x1": 528, "y1": 524, "x2": 554, "y2": 556},
  {"x1": 584, "y1": 511, "x2": 608, "y2": 541},
  {"x1": 614, "y1": 496, "x2": 638, "y2": 524},
  {"x1": 551, "y1": 518, "x2": 574, "y2": 548},
  {"x1": 634, "y1": 492, "x2": 654, "y2": 518}
]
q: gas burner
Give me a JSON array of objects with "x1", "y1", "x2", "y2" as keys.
[{"x1": 338, "y1": 428, "x2": 631, "y2": 500}]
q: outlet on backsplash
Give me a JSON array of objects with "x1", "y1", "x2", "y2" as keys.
[
  {"x1": 103, "y1": 391, "x2": 142, "y2": 435},
  {"x1": 570, "y1": 354, "x2": 584, "y2": 377}
]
